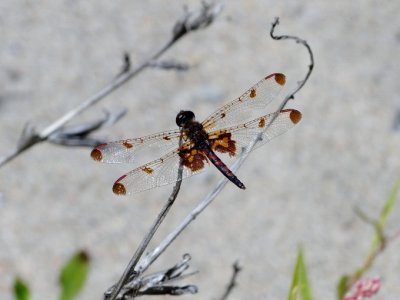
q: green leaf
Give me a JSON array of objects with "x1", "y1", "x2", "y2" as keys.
[
  {"x1": 13, "y1": 277, "x2": 30, "y2": 300},
  {"x1": 336, "y1": 179, "x2": 400, "y2": 299},
  {"x1": 379, "y1": 179, "x2": 400, "y2": 226},
  {"x1": 337, "y1": 275, "x2": 350, "y2": 300},
  {"x1": 59, "y1": 250, "x2": 90, "y2": 300},
  {"x1": 287, "y1": 247, "x2": 314, "y2": 300},
  {"x1": 369, "y1": 179, "x2": 400, "y2": 256}
]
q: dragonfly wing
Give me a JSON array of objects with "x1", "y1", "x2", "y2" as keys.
[
  {"x1": 202, "y1": 73, "x2": 286, "y2": 132},
  {"x1": 208, "y1": 109, "x2": 302, "y2": 160},
  {"x1": 91, "y1": 129, "x2": 183, "y2": 163},
  {"x1": 112, "y1": 142, "x2": 211, "y2": 195}
]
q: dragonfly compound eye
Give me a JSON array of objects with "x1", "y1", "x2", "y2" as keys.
[{"x1": 176, "y1": 110, "x2": 195, "y2": 127}]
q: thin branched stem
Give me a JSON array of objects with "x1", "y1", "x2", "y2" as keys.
[
  {"x1": 219, "y1": 262, "x2": 242, "y2": 300},
  {"x1": 0, "y1": 2, "x2": 223, "y2": 169},
  {"x1": 106, "y1": 135, "x2": 184, "y2": 300},
  {"x1": 135, "y1": 18, "x2": 314, "y2": 274}
]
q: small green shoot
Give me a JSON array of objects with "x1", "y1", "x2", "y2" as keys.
[
  {"x1": 59, "y1": 250, "x2": 90, "y2": 300},
  {"x1": 337, "y1": 179, "x2": 400, "y2": 299},
  {"x1": 13, "y1": 277, "x2": 30, "y2": 300},
  {"x1": 287, "y1": 247, "x2": 314, "y2": 300}
]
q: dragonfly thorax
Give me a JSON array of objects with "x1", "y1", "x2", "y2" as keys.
[{"x1": 186, "y1": 122, "x2": 209, "y2": 149}]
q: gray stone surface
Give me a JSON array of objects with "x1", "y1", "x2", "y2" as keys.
[{"x1": 1, "y1": 1, "x2": 400, "y2": 299}]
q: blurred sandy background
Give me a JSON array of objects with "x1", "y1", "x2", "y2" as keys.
[{"x1": 1, "y1": 1, "x2": 400, "y2": 299}]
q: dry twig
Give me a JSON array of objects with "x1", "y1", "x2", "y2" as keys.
[
  {"x1": 219, "y1": 262, "x2": 242, "y2": 300},
  {"x1": 0, "y1": 2, "x2": 223, "y2": 169},
  {"x1": 105, "y1": 128, "x2": 183, "y2": 300},
  {"x1": 105, "y1": 254, "x2": 198, "y2": 299}
]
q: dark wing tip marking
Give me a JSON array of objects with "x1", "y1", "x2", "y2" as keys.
[
  {"x1": 113, "y1": 174, "x2": 127, "y2": 195},
  {"x1": 113, "y1": 182, "x2": 126, "y2": 195},
  {"x1": 91, "y1": 148, "x2": 103, "y2": 161},
  {"x1": 113, "y1": 175, "x2": 127, "y2": 195},
  {"x1": 266, "y1": 73, "x2": 285, "y2": 86},
  {"x1": 281, "y1": 109, "x2": 302, "y2": 124},
  {"x1": 289, "y1": 109, "x2": 302, "y2": 124}
]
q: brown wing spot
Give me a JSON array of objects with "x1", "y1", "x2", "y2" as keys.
[
  {"x1": 142, "y1": 166, "x2": 153, "y2": 174},
  {"x1": 210, "y1": 132, "x2": 237, "y2": 157},
  {"x1": 221, "y1": 112, "x2": 226, "y2": 118},
  {"x1": 113, "y1": 175, "x2": 127, "y2": 195},
  {"x1": 113, "y1": 183, "x2": 126, "y2": 195},
  {"x1": 281, "y1": 109, "x2": 302, "y2": 124},
  {"x1": 123, "y1": 141, "x2": 133, "y2": 148},
  {"x1": 91, "y1": 149, "x2": 103, "y2": 161},
  {"x1": 258, "y1": 117, "x2": 266, "y2": 128},
  {"x1": 250, "y1": 88, "x2": 257, "y2": 98},
  {"x1": 289, "y1": 110, "x2": 302, "y2": 124},
  {"x1": 179, "y1": 148, "x2": 208, "y2": 171},
  {"x1": 163, "y1": 136, "x2": 171, "y2": 141},
  {"x1": 274, "y1": 73, "x2": 286, "y2": 86}
]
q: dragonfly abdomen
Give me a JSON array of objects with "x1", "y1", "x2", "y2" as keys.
[{"x1": 203, "y1": 147, "x2": 245, "y2": 190}]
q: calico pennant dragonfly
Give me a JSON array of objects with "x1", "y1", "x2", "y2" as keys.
[{"x1": 91, "y1": 73, "x2": 301, "y2": 195}]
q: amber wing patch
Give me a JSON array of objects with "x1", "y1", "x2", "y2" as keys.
[
  {"x1": 179, "y1": 148, "x2": 208, "y2": 171},
  {"x1": 209, "y1": 131, "x2": 237, "y2": 157}
]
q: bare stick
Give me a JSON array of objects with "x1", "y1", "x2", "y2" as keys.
[
  {"x1": 106, "y1": 136, "x2": 184, "y2": 300},
  {"x1": 270, "y1": 17, "x2": 314, "y2": 106},
  {"x1": 219, "y1": 262, "x2": 242, "y2": 300},
  {"x1": 136, "y1": 17, "x2": 314, "y2": 274},
  {"x1": 0, "y1": 2, "x2": 223, "y2": 168}
]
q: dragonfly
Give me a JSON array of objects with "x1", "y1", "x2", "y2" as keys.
[{"x1": 91, "y1": 73, "x2": 301, "y2": 195}]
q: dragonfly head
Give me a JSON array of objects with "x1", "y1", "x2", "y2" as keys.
[{"x1": 176, "y1": 110, "x2": 195, "y2": 128}]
